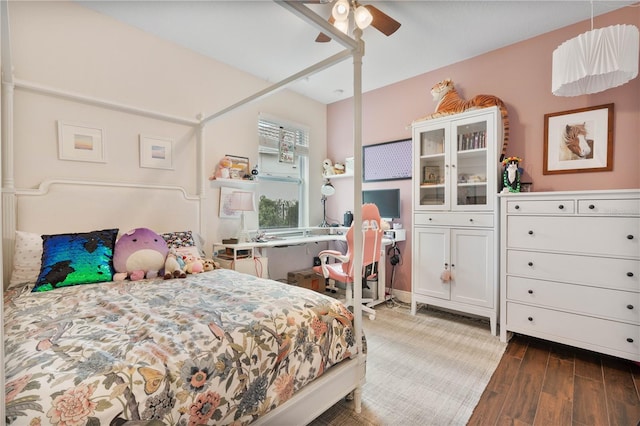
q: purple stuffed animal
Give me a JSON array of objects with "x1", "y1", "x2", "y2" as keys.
[{"x1": 113, "y1": 228, "x2": 168, "y2": 281}]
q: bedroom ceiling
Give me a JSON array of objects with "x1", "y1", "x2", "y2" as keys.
[{"x1": 77, "y1": 1, "x2": 637, "y2": 105}]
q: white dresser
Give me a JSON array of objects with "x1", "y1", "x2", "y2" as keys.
[{"x1": 499, "y1": 190, "x2": 640, "y2": 362}]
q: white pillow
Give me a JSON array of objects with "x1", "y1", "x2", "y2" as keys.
[{"x1": 9, "y1": 231, "x2": 43, "y2": 289}]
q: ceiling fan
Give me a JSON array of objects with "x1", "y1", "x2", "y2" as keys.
[{"x1": 308, "y1": 0, "x2": 401, "y2": 42}]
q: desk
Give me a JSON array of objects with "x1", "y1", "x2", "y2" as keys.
[{"x1": 213, "y1": 230, "x2": 402, "y2": 309}]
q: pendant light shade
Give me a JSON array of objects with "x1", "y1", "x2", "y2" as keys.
[
  {"x1": 332, "y1": 0, "x2": 350, "y2": 22},
  {"x1": 552, "y1": 24, "x2": 639, "y2": 96}
]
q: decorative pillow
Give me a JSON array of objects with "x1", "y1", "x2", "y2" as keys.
[
  {"x1": 9, "y1": 231, "x2": 43, "y2": 289},
  {"x1": 162, "y1": 230, "x2": 205, "y2": 257},
  {"x1": 161, "y1": 230, "x2": 196, "y2": 249},
  {"x1": 33, "y1": 228, "x2": 119, "y2": 292}
]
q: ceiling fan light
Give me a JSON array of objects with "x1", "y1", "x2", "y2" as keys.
[
  {"x1": 334, "y1": 19, "x2": 349, "y2": 34},
  {"x1": 332, "y1": 0, "x2": 350, "y2": 22},
  {"x1": 354, "y1": 5, "x2": 373, "y2": 29}
]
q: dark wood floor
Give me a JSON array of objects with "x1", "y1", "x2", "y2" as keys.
[{"x1": 468, "y1": 334, "x2": 640, "y2": 426}]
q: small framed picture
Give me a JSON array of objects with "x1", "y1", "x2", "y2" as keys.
[
  {"x1": 139, "y1": 135, "x2": 173, "y2": 170},
  {"x1": 423, "y1": 166, "x2": 440, "y2": 184},
  {"x1": 543, "y1": 104, "x2": 613, "y2": 174},
  {"x1": 57, "y1": 121, "x2": 106, "y2": 163}
]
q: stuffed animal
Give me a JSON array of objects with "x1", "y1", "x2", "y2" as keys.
[
  {"x1": 183, "y1": 254, "x2": 204, "y2": 274},
  {"x1": 164, "y1": 248, "x2": 187, "y2": 279},
  {"x1": 322, "y1": 159, "x2": 335, "y2": 176},
  {"x1": 202, "y1": 258, "x2": 218, "y2": 272},
  {"x1": 113, "y1": 228, "x2": 168, "y2": 281},
  {"x1": 213, "y1": 156, "x2": 233, "y2": 179}
]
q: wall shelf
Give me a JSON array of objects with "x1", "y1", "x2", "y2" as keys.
[
  {"x1": 323, "y1": 172, "x2": 354, "y2": 180},
  {"x1": 209, "y1": 178, "x2": 258, "y2": 189}
]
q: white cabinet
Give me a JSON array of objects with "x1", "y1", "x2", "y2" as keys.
[
  {"x1": 413, "y1": 106, "x2": 500, "y2": 212},
  {"x1": 499, "y1": 190, "x2": 640, "y2": 362},
  {"x1": 411, "y1": 108, "x2": 502, "y2": 335}
]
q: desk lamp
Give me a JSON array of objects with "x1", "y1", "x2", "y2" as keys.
[
  {"x1": 229, "y1": 191, "x2": 255, "y2": 242},
  {"x1": 320, "y1": 180, "x2": 335, "y2": 227}
]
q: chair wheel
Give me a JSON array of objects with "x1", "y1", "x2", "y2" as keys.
[{"x1": 331, "y1": 289, "x2": 337, "y2": 293}]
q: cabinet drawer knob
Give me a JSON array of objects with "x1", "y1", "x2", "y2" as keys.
[
  {"x1": 528, "y1": 230, "x2": 533, "y2": 235},
  {"x1": 627, "y1": 338, "x2": 634, "y2": 343},
  {"x1": 469, "y1": 218, "x2": 474, "y2": 222},
  {"x1": 528, "y1": 289, "x2": 533, "y2": 294},
  {"x1": 627, "y1": 272, "x2": 634, "y2": 277},
  {"x1": 428, "y1": 217, "x2": 433, "y2": 221},
  {"x1": 514, "y1": 205, "x2": 520, "y2": 210},
  {"x1": 528, "y1": 262, "x2": 534, "y2": 267},
  {"x1": 528, "y1": 317, "x2": 533, "y2": 322},
  {"x1": 558, "y1": 204, "x2": 564, "y2": 210},
  {"x1": 589, "y1": 204, "x2": 595, "y2": 209},
  {"x1": 627, "y1": 304, "x2": 634, "y2": 310},
  {"x1": 627, "y1": 235, "x2": 634, "y2": 240}
]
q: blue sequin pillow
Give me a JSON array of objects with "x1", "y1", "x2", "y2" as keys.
[{"x1": 33, "y1": 228, "x2": 119, "y2": 292}]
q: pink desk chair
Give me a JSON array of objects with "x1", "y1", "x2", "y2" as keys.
[{"x1": 313, "y1": 203, "x2": 383, "y2": 320}]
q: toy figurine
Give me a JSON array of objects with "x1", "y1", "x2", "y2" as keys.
[{"x1": 501, "y1": 156, "x2": 523, "y2": 193}]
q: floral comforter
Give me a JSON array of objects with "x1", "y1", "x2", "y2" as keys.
[{"x1": 5, "y1": 269, "x2": 359, "y2": 425}]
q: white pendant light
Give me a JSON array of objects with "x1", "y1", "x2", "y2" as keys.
[{"x1": 552, "y1": 23, "x2": 639, "y2": 96}]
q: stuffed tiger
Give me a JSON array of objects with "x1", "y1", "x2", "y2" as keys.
[{"x1": 414, "y1": 78, "x2": 510, "y2": 160}]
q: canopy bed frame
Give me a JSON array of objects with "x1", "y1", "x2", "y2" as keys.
[{"x1": 1, "y1": 1, "x2": 369, "y2": 423}]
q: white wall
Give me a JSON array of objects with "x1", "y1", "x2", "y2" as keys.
[{"x1": 8, "y1": 1, "x2": 328, "y2": 252}]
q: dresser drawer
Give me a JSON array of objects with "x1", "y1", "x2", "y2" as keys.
[
  {"x1": 506, "y1": 250, "x2": 640, "y2": 291},
  {"x1": 507, "y1": 216, "x2": 640, "y2": 258},
  {"x1": 414, "y1": 212, "x2": 493, "y2": 227},
  {"x1": 506, "y1": 276, "x2": 640, "y2": 324},
  {"x1": 506, "y1": 302, "x2": 639, "y2": 358},
  {"x1": 578, "y1": 198, "x2": 640, "y2": 216},
  {"x1": 507, "y1": 200, "x2": 575, "y2": 214}
]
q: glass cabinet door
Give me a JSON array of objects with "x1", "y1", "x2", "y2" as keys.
[
  {"x1": 417, "y1": 127, "x2": 448, "y2": 209},
  {"x1": 452, "y1": 118, "x2": 490, "y2": 210}
]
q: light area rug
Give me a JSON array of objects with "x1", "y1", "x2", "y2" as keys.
[{"x1": 309, "y1": 303, "x2": 507, "y2": 426}]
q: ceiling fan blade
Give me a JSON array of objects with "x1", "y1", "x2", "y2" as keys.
[
  {"x1": 316, "y1": 32, "x2": 332, "y2": 42},
  {"x1": 315, "y1": 15, "x2": 335, "y2": 43},
  {"x1": 365, "y1": 4, "x2": 401, "y2": 36}
]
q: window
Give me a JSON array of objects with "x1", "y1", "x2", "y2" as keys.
[{"x1": 257, "y1": 113, "x2": 309, "y2": 230}]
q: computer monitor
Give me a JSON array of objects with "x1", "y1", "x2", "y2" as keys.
[{"x1": 362, "y1": 188, "x2": 401, "y2": 220}]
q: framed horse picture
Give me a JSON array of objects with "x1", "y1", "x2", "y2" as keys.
[{"x1": 543, "y1": 104, "x2": 614, "y2": 174}]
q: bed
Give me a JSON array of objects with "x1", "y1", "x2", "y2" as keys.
[
  {"x1": 2, "y1": 1, "x2": 370, "y2": 423},
  {"x1": 5, "y1": 267, "x2": 360, "y2": 425},
  {"x1": 2, "y1": 181, "x2": 366, "y2": 425}
]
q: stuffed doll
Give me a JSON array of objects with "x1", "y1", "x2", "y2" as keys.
[
  {"x1": 322, "y1": 159, "x2": 335, "y2": 176},
  {"x1": 113, "y1": 227, "x2": 168, "y2": 281},
  {"x1": 164, "y1": 248, "x2": 187, "y2": 279}
]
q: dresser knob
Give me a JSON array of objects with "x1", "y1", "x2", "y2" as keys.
[
  {"x1": 429, "y1": 218, "x2": 433, "y2": 221},
  {"x1": 627, "y1": 235, "x2": 634, "y2": 240},
  {"x1": 515, "y1": 205, "x2": 520, "y2": 210},
  {"x1": 628, "y1": 272, "x2": 634, "y2": 277},
  {"x1": 589, "y1": 204, "x2": 595, "y2": 209},
  {"x1": 627, "y1": 338, "x2": 634, "y2": 343},
  {"x1": 528, "y1": 289, "x2": 533, "y2": 294},
  {"x1": 528, "y1": 230, "x2": 533, "y2": 235},
  {"x1": 558, "y1": 204, "x2": 564, "y2": 210},
  {"x1": 627, "y1": 305, "x2": 634, "y2": 310},
  {"x1": 528, "y1": 317, "x2": 533, "y2": 322},
  {"x1": 528, "y1": 262, "x2": 534, "y2": 267},
  {"x1": 469, "y1": 218, "x2": 474, "y2": 222}
]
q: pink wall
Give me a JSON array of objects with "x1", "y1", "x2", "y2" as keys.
[{"x1": 326, "y1": 7, "x2": 640, "y2": 295}]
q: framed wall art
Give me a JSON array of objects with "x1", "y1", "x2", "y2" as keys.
[
  {"x1": 139, "y1": 135, "x2": 173, "y2": 170},
  {"x1": 57, "y1": 121, "x2": 106, "y2": 163},
  {"x1": 543, "y1": 103, "x2": 614, "y2": 174},
  {"x1": 363, "y1": 138, "x2": 412, "y2": 182}
]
